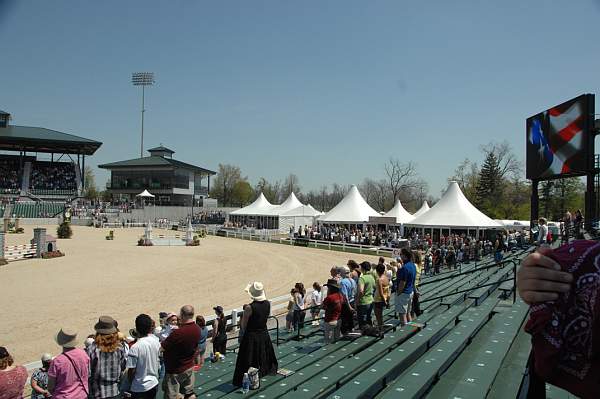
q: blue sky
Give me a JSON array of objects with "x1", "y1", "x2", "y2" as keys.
[{"x1": 1, "y1": 1, "x2": 599, "y2": 196}]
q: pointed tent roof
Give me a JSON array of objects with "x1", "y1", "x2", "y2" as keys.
[
  {"x1": 319, "y1": 185, "x2": 379, "y2": 223},
  {"x1": 407, "y1": 182, "x2": 502, "y2": 228},
  {"x1": 276, "y1": 192, "x2": 304, "y2": 213},
  {"x1": 136, "y1": 189, "x2": 155, "y2": 198},
  {"x1": 280, "y1": 204, "x2": 322, "y2": 217},
  {"x1": 229, "y1": 193, "x2": 278, "y2": 216},
  {"x1": 307, "y1": 204, "x2": 325, "y2": 215},
  {"x1": 384, "y1": 199, "x2": 414, "y2": 224},
  {"x1": 412, "y1": 201, "x2": 430, "y2": 218}
]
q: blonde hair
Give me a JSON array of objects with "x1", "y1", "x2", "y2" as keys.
[
  {"x1": 95, "y1": 332, "x2": 121, "y2": 353},
  {"x1": 0, "y1": 355, "x2": 14, "y2": 370}
]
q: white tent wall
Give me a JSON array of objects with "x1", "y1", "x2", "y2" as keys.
[{"x1": 279, "y1": 216, "x2": 315, "y2": 234}]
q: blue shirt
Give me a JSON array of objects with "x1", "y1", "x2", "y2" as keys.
[
  {"x1": 396, "y1": 262, "x2": 416, "y2": 294},
  {"x1": 340, "y1": 277, "x2": 356, "y2": 303}
]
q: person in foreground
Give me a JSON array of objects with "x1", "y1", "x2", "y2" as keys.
[
  {"x1": 48, "y1": 328, "x2": 90, "y2": 399},
  {"x1": 232, "y1": 282, "x2": 278, "y2": 387},
  {"x1": 127, "y1": 314, "x2": 161, "y2": 399},
  {"x1": 161, "y1": 305, "x2": 201, "y2": 399},
  {"x1": 517, "y1": 242, "x2": 600, "y2": 398},
  {"x1": 0, "y1": 346, "x2": 28, "y2": 399}
]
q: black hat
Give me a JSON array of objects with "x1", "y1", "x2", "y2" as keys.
[
  {"x1": 325, "y1": 278, "x2": 340, "y2": 290},
  {"x1": 213, "y1": 306, "x2": 224, "y2": 314}
]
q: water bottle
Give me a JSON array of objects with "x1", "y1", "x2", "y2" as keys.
[{"x1": 242, "y1": 373, "x2": 250, "y2": 394}]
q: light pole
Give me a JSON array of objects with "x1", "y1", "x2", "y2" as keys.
[{"x1": 132, "y1": 72, "x2": 155, "y2": 158}]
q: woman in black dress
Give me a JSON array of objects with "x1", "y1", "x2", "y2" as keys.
[{"x1": 232, "y1": 282, "x2": 279, "y2": 387}]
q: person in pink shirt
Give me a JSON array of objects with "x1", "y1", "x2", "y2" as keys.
[
  {"x1": 48, "y1": 328, "x2": 90, "y2": 399},
  {"x1": 0, "y1": 346, "x2": 28, "y2": 399}
]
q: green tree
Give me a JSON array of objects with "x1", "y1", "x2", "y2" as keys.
[
  {"x1": 254, "y1": 177, "x2": 281, "y2": 203},
  {"x1": 476, "y1": 152, "x2": 502, "y2": 216},
  {"x1": 448, "y1": 158, "x2": 479, "y2": 204},
  {"x1": 231, "y1": 180, "x2": 254, "y2": 207},
  {"x1": 209, "y1": 164, "x2": 244, "y2": 206},
  {"x1": 539, "y1": 177, "x2": 584, "y2": 220},
  {"x1": 83, "y1": 166, "x2": 99, "y2": 200}
]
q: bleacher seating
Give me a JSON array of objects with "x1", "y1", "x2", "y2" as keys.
[
  {"x1": 12, "y1": 202, "x2": 64, "y2": 218},
  {"x1": 0, "y1": 157, "x2": 21, "y2": 194},
  {"x1": 30, "y1": 161, "x2": 77, "y2": 195},
  {"x1": 150, "y1": 249, "x2": 545, "y2": 399}
]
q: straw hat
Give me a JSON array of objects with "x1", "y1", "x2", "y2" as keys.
[
  {"x1": 55, "y1": 328, "x2": 78, "y2": 348},
  {"x1": 245, "y1": 281, "x2": 267, "y2": 301}
]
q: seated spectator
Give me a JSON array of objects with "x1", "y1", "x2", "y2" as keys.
[
  {"x1": 126, "y1": 314, "x2": 161, "y2": 399},
  {"x1": 48, "y1": 328, "x2": 90, "y2": 399},
  {"x1": 0, "y1": 346, "x2": 28, "y2": 399},
  {"x1": 31, "y1": 353, "x2": 53, "y2": 399}
]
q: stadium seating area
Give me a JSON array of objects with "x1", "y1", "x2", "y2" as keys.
[
  {"x1": 0, "y1": 157, "x2": 21, "y2": 194},
  {"x1": 149, "y1": 250, "x2": 541, "y2": 399},
  {"x1": 12, "y1": 202, "x2": 64, "y2": 218},
  {"x1": 30, "y1": 161, "x2": 77, "y2": 195}
]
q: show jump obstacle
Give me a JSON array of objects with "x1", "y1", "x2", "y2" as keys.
[
  {"x1": 140, "y1": 221, "x2": 200, "y2": 246},
  {"x1": 0, "y1": 228, "x2": 55, "y2": 262}
]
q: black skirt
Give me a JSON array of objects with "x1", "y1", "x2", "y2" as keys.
[{"x1": 232, "y1": 330, "x2": 278, "y2": 386}]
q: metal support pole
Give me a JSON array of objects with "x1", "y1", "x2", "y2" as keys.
[{"x1": 140, "y1": 85, "x2": 145, "y2": 158}]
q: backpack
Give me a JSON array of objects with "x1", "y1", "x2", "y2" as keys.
[{"x1": 247, "y1": 367, "x2": 260, "y2": 390}]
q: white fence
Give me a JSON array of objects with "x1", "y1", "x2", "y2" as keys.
[{"x1": 4, "y1": 244, "x2": 37, "y2": 261}]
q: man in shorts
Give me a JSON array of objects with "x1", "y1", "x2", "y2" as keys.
[
  {"x1": 395, "y1": 248, "x2": 416, "y2": 326},
  {"x1": 161, "y1": 305, "x2": 201, "y2": 399}
]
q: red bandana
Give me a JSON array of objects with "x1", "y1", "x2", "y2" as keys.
[{"x1": 525, "y1": 240, "x2": 600, "y2": 398}]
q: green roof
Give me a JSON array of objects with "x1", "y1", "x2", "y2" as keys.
[
  {"x1": 99, "y1": 155, "x2": 216, "y2": 175},
  {"x1": 0, "y1": 125, "x2": 102, "y2": 155},
  {"x1": 148, "y1": 145, "x2": 175, "y2": 153}
]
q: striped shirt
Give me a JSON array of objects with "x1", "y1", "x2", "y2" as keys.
[{"x1": 87, "y1": 342, "x2": 128, "y2": 399}]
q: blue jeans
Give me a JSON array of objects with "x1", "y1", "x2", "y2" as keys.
[{"x1": 357, "y1": 303, "x2": 373, "y2": 326}]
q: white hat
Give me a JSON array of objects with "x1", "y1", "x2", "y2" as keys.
[
  {"x1": 41, "y1": 353, "x2": 53, "y2": 362},
  {"x1": 245, "y1": 281, "x2": 267, "y2": 301}
]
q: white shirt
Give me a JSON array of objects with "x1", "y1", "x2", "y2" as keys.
[
  {"x1": 126, "y1": 335, "x2": 161, "y2": 393},
  {"x1": 539, "y1": 224, "x2": 549, "y2": 244},
  {"x1": 311, "y1": 290, "x2": 322, "y2": 307}
]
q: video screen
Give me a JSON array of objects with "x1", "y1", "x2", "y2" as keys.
[{"x1": 526, "y1": 94, "x2": 593, "y2": 180}]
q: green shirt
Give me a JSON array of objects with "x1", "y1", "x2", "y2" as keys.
[{"x1": 358, "y1": 273, "x2": 376, "y2": 305}]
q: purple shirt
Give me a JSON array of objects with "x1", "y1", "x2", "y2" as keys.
[{"x1": 48, "y1": 348, "x2": 90, "y2": 399}]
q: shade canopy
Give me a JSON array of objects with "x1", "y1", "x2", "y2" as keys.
[
  {"x1": 229, "y1": 193, "x2": 278, "y2": 216},
  {"x1": 136, "y1": 189, "x2": 155, "y2": 198},
  {"x1": 383, "y1": 199, "x2": 414, "y2": 224},
  {"x1": 319, "y1": 185, "x2": 379, "y2": 224},
  {"x1": 276, "y1": 192, "x2": 304, "y2": 213},
  {"x1": 407, "y1": 182, "x2": 502, "y2": 229},
  {"x1": 412, "y1": 201, "x2": 430, "y2": 218}
]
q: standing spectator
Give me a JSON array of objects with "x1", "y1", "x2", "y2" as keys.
[
  {"x1": 322, "y1": 279, "x2": 344, "y2": 343},
  {"x1": 292, "y1": 283, "x2": 306, "y2": 331},
  {"x1": 194, "y1": 316, "x2": 209, "y2": 370},
  {"x1": 159, "y1": 314, "x2": 179, "y2": 342},
  {"x1": 232, "y1": 282, "x2": 278, "y2": 386},
  {"x1": 356, "y1": 262, "x2": 376, "y2": 327},
  {"x1": 347, "y1": 260, "x2": 361, "y2": 285},
  {"x1": 31, "y1": 353, "x2": 53, "y2": 399},
  {"x1": 87, "y1": 316, "x2": 128, "y2": 399},
  {"x1": 48, "y1": 328, "x2": 90, "y2": 399},
  {"x1": 211, "y1": 306, "x2": 227, "y2": 356},
  {"x1": 161, "y1": 305, "x2": 201, "y2": 399},
  {"x1": 0, "y1": 346, "x2": 28, "y2": 399},
  {"x1": 411, "y1": 251, "x2": 423, "y2": 319},
  {"x1": 339, "y1": 267, "x2": 356, "y2": 310},
  {"x1": 373, "y1": 263, "x2": 391, "y2": 331},
  {"x1": 574, "y1": 209, "x2": 584, "y2": 239},
  {"x1": 395, "y1": 249, "x2": 416, "y2": 326},
  {"x1": 285, "y1": 288, "x2": 296, "y2": 333},
  {"x1": 310, "y1": 282, "x2": 323, "y2": 326},
  {"x1": 126, "y1": 314, "x2": 161, "y2": 399},
  {"x1": 538, "y1": 218, "x2": 549, "y2": 246}
]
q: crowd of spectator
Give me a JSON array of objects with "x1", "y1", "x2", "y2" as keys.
[
  {"x1": 30, "y1": 162, "x2": 77, "y2": 191},
  {"x1": 0, "y1": 158, "x2": 21, "y2": 191}
]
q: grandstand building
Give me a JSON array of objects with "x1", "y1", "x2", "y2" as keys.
[
  {"x1": 99, "y1": 146, "x2": 216, "y2": 206},
  {"x1": 0, "y1": 110, "x2": 102, "y2": 218}
]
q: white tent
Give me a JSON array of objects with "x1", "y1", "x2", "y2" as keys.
[
  {"x1": 229, "y1": 193, "x2": 277, "y2": 216},
  {"x1": 278, "y1": 204, "x2": 322, "y2": 234},
  {"x1": 275, "y1": 192, "x2": 304, "y2": 214},
  {"x1": 495, "y1": 219, "x2": 530, "y2": 230},
  {"x1": 383, "y1": 199, "x2": 414, "y2": 224},
  {"x1": 412, "y1": 201, "x2": 430, "y2": 218},
  {"x1": 407, "y1": 181, "x2": 502, "y2": 229},
  {"x1": 136, "y1": 189, "x2": 155, "y2": 198},
  {"x1": 319, "y1": 185, "x2": 379, "y2": 224}
]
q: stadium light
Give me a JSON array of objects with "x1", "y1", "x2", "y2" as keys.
[{"x1": 132, "y1": 72, "x2": 155, "y2": 158}]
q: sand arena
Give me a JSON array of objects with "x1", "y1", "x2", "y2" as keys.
[{"x1": 0, "y1": 224, "x2": 379, "y2": 364}]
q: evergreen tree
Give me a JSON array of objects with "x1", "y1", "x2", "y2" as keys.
[{"x1": 476, "y1": 152, "x2": 502, "y2": 215}]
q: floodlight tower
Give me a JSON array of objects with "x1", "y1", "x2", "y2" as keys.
[{"x1": 132, "y1": 72, "x2": 155, "y2": 158}]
